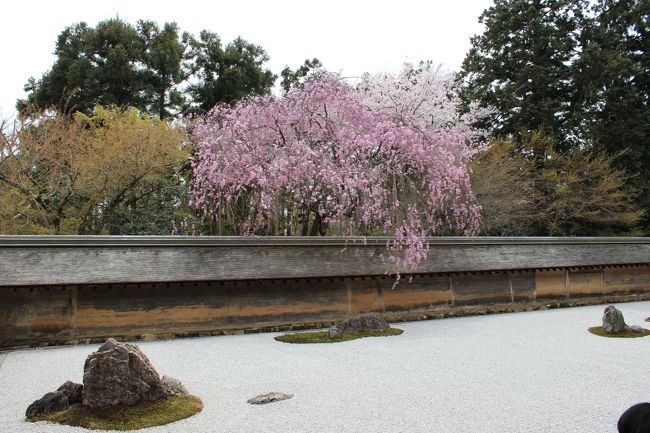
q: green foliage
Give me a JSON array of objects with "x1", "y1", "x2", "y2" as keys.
[
  {"x1": 139, "y1": 21, "x2": 188, "y2": 119},
  {"x1": 575, "y1": 0, "x2": 650, "y2": 226},
  {"x1": 280, "y1": 58, "x2": 323, "y2": 92},
  {"x1": 274, "y1": 328, "x2": 403, "y2": 344},
  {"x1": 185, "y1": 31, "x2": 276, "y2": 113},
  {"x1": 106, "y1": 170, "x2": 194, "y2": 235},
  {"x1": 472, "y1": 132, "x2": 643, "y2": 235},
  {"x1": 0, "y1": 106, "x2": 188, "y2": 234},
  {"x1": 30, "y1": 395, "x2": 203, "y2": 430},
  {"x1": 18, "y1": 18, "x2": 277, "y2": 117},
  {"x1": 460, "y1": 0, "x2": 650, "y2": 230},
  {"x1": 18, "y1": 18, "x2": 186, "y2": 118},
  {"x1": 458, "y1": 0, "x2": 590, "y2": 150}
]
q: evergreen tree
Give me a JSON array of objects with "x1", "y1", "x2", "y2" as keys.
[
  {"x1": 458, "y1": 0, "x2": 590, "y2": 151},
  {"x1": 18, "y1": 19, "x2": 277, "y2": 118},
  {"x1": 459, "y1": 0, "x2": 649, "y2": 230},
  {"x1": 18, "y1": 18, "x2": 155, "y2": 115},
  {"x1": 576, "y1": 0, "x2": 650, "y2": 225},
  {"x1": 280, "y1": 58, "x2": 323, "y2": 92},
  {"x1": 185, "y1": 31, "x2": 276, "y2": 113},
  {"x1": 139, "y1": 21, "x2": 188, "y2": 119}
]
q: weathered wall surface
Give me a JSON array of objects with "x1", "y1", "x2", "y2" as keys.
[
  {"x1": 2, "y1": 265, "x2": 650, "y2": 348},
  {"x1": 3, "y1": 236, "x2": 650, "y2": 286}
]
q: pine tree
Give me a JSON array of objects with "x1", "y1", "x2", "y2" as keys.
[
  {"x1": 458, "y1": 0, "x2": 590, "y2": 151},
  {"x1": 576, "y1": 0, "x2": 650, "y2": 225}
]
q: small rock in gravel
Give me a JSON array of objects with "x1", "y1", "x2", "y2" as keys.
[
  {"x1": 247, "y1": 392, "x2": 293, "y2": 405},
  {"x1": 629, "y1": 325, "x2": 645, "y2": 333},
  {"x1": 602, "y1": 305, "x2": 626, "y2": 333},
  {"x1": 25, "y1": 391, "x2": 70, "y2": 418},
  {"x1": 162, "y1": 375, "x2": 189, "y2": 396}
]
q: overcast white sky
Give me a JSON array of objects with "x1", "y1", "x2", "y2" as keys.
[{"x1": 1, "y1": 0, "x2": 493, "y2": 117}]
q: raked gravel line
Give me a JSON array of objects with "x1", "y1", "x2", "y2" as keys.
[{"x1": 2, "y1": 302, "x2": 650, "y2": 433}]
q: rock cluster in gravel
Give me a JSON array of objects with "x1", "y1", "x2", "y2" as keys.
[
  {"x1": 26, "y1": 338, "x2": 191, "y2": 418},
  {"x1": 327, "y1": 313, "x2": 390, "y2": 338}
]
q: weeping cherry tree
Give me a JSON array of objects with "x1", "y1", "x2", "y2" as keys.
[{"x1": 191, "y1": 73, "x2": 483, "y2": 273}]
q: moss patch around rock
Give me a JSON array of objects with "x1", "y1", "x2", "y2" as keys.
[
  {"x1": 275, "y1": 327, "x2": 403, "y2": 344},
  {"x1": 588, "y1": 326, "x2": 650, "y2": 338},
  {"x1": 28, "y1": 395, "x2": 203, "y2": 430}
]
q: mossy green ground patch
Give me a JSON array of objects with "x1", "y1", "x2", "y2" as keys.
[
  {"x1": 588, "y1": 326, "x2": 650, "y2": 338},
  {"x1": 275, "y1": 328, "x2": 403, "y2": 343},
  {"x1": 28, "y1": 395, "x2": 202, "y2": 430}
]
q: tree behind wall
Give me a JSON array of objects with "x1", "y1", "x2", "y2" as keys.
[
  {"x1": 0, "y1": 114, "x2": 88, "y2": 234},
  {"x1": 470, "y1": 139, "x2": 536, "y2": 235},
  {"x1": 17, "y1": 18, "x2": 276, "y2": 118},
  {"x1": 471, "y1": 132, "x2": 643, "y2": 235},
  {"x1": 0, "y1": 107, "x2": 188, "y2": 234},
  {"x1": 459, "y1": 0, "x2": 650, "y2": 230},
  {"x1": 458, "y1": 0, "x2": 590, "y2": 151},
  {"x1": 574, "y1": 0, "x2": 650, "y2": 226},
  {"x1": 191, "y1": 74, "x2": 481, "y2": 270},
  {"x1": 185, "y1": 31, "x2": 276, "y2": 114},
  {"x1": 17, "y1": 18, "x2": 186, "y2": 117}
]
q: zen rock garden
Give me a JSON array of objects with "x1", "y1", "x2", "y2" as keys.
[
  {"x1": 589, "y1": 305, "x2": 650, "y2": 338},
  {"x1": 25, "y1": 313, "x2": 403, "y2": 429},
  {"x1": 21, "y1": 307, "x2": 650, "y2": 431},
  {"x1": 26, "y1": 338, "x2": 202, "y2": 430},
  {"x1": 8, "y1": 303, "x2": 650, "y2": 432}
]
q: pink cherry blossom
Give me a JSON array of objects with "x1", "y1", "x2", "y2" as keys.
[{"x1": 191, "y1": 73, "x2": 484, "y2": 275}]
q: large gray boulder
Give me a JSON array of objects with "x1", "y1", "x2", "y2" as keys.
[
  {"x1": 82, "y1": 338, "x2": 166, "y2": 408},
  {"x1": 602, "y1": 305, "x2": 626, "y2": 333},
  {"x1": 327, "y1": 313, "x2": 390, "y2": 338}
]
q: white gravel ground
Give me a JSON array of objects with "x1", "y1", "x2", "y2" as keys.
[{"x1": 2, "y1": 301, "x2": 650, "y2": 433}]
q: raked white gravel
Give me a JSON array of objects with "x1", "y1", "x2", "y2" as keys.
[{"x1": 2, "y1": 301, "x2": 650, "y2": 433}]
